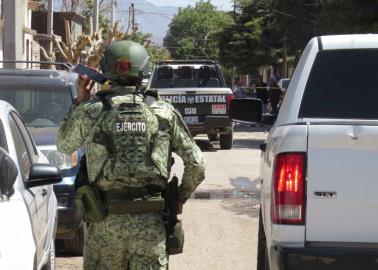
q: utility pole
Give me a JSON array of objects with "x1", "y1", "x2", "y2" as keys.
[
  {"x1": 126, "y1": 3, "x2": 135, "y2": 36},
  {"x1": 47, "y1": 0, "x2": 54, "y2": 57},
  {"x1": 110, "y1": 0, "x2": 116, "y2": 27},
  {"x1": 93, "y1": 0, "x2": 99, "y2": 33},
  {"x1": 131, "y1": 3, "x2": 135, "y2": 33},
  {"x1": 283, "y1": 37, "x2": 288, "y2": 78}
]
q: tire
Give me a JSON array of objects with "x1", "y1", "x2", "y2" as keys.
[
  {"x1": 42, "y1": 238, "x2": 55, "y2": 270},
  {"x1": 207, "y1": 133, "x2": 218, "y2": 141},
  {"x1": 257, "y1": 210, "x2": 270, "y2": 270},
  {"x1": 63, "y1": 223, "x2": 87, "y2": 255},
  {"x1": 219, "y1": 131, "x2": 233, "y2": 149}
]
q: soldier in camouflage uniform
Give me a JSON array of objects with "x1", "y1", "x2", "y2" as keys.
[{"x1": 56, "y1": 41, "x2": 205, "y2": 270}]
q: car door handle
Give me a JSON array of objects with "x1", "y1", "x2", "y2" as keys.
[{"x1": 42, "y1": 189, "x2": 48, "y2": 197}]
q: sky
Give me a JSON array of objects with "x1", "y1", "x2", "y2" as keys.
[{"x1": 146, "y1": 0, "x2": 234, "y2": 10}]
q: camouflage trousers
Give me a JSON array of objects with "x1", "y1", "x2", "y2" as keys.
[{"x1": 83, "y1": 212, "x2": 168, "y2": 270}]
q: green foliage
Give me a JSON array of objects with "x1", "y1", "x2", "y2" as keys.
[
  {"x1": 317, "y1": 0, "x2": 378, "y2": 34},
  {"x1": 217, "y1": 0, "x2": 378, "y2": 74},
  {"x1": 35, "y1": 0, "x2": 48, "y2": 11},
  {"x1": 127, "y1": 32, "x2": 170, "y2": 64},
  {"x1": 164, "y1": 1, "x2": 233, "y2": 60}
]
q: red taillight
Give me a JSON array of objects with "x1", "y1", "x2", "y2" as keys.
[
  {"x1": 272, "y1": 153, "x2": 306, "y2": 225},
  {"x1": 226, "y1": 94, "x2": 235, "y2": 110},
  {"x1": 226, "y1": 94, "x2": 235, "y2": 105}
]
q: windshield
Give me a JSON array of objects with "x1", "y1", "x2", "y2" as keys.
[
  {"x1": 0, "y1": 86, "x2": 72, "y2": 128},
  {"x1": 150, "y1": 64, "x2": 222, "y2": 88}
]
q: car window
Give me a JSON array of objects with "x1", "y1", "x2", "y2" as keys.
[
  {"x1": 0, "y1": 84, "x2": 72, "y2": 127},
  {"x1": 150, "y1": 64, "x2": 221, "y2": 88},
  {"x1": 11, "y1": 112, "x2": 38, "y2": 157},
  {"x1": 299, "y1": 49, "x2": 378, "y2": 119},
  {"x1": 0, "y1": 120, "x2": 8, "y2": 152},
  {"x1": 8, "y1": 114, "x2": 32, "y2": 179}
]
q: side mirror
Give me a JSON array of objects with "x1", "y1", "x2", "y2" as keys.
[
  {"x1": 229, "y1": 98, "x2": 263, "y2": 123},
  {"x1": 25, "y1": 164, "x2": 62, "y2": 188},
  {"x1": 0, "y1": 148, "x2": 18, "y2": 198}
]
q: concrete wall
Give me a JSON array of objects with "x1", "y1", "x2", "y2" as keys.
[{"x1": 3, "y1": 0, "x2": 26, "y2": 68}]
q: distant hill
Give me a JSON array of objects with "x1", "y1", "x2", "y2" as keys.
[{"x1": 54, "y1": 0, "x2": 178, "y2": 45}]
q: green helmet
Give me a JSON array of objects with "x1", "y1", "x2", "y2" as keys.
[{"x1": 100, "y1": 40, "x2": 150, "y2": 84}]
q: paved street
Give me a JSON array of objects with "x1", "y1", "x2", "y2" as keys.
[{"x1": 56, "y1": 125, "x2": 269, "y2": 270}]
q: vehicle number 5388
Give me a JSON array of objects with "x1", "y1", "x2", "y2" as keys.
[{"x1": 184, "y1": 108, "x2": 197, "y2": 115}]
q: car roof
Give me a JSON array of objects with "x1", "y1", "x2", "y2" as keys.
[
  {"x1": 0, "y1": 68, "x2": 77, "y2": 88},
  {"x1": 158, "y1": 60, "x2": 218, "y2": 65},
  {"x1": 320, "y1": 34, "x2": 378, "y2": 50}
]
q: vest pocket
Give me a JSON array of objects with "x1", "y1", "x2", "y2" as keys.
[{"x1": 151, "y1": 130, "x2": 170, "y2": 179}]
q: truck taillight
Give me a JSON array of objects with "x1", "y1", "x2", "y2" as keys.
[
  {"x1": 226, "y1": 94, "x2": 235, "y2": 105},
  {"x1": 272, "y1": 153, "x2": 306, "y2": 225},
  {"x1": 226, "y1": 94, "x2": 235, "y2": 110}
]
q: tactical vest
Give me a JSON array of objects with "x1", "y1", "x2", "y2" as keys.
[{"x1": 92, "y1": 93, "x2": 164, "y2": 188}]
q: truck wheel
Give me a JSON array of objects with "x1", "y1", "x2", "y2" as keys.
[
  {"x1": 257, "y1": 210, "x2": 269, "y2": 270},
  {"x1": 207, "y1": 133, "x2": 218, "y2": 141},
  {"x1": 63, "y1": 223, "x2": 87, "y2": 255},
  {"x1": 220, "y1": 131, "x2": 233, "y2": 149}
]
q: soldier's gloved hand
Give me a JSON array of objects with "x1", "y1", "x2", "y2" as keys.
[
  {"x1": 177, "y1": 202, "x2": 184, "y2": 215},
  {"x1": 76, "y1": 74, "x2": 95, "y2": 103}
]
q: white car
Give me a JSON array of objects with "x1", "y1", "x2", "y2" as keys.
[
  {"x1": 0, "y1": 101, "x2": 62, "y2": 269},
  {"x1": 230, "y1": 34, "x2": 378, "y2": 270}
]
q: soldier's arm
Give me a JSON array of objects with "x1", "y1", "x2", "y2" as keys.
[
  {"x1": 56, "y1": 103, "x2": 93, "y2": 154},
  {"x1": 171, "y1": 110, "x2": 205, "y2": 203},
  {"x1": 57, "y1": 74, "x2": 96, "y2": 154}
]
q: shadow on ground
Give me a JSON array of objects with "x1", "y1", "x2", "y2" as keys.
[
  {"x1": 192, "y1": 177, "x2": 261, "y2": 218},
  {"x1": 194, "y1": 124, "x2": 270, "y2": 151},
  {"x1": 221, "y1": 198, "x2": 260, "y2": 218},
  {"x1": 232, "y1": 138, "x2": 266, "y2": 150}
]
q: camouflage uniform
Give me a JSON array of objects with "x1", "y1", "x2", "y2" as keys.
[{"x1": 57, "y1": 86, "x2": 205, "y2": 270}]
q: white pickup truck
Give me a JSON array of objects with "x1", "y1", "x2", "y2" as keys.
[{"x1": 230, "y1": 34, "x2": 378, "y2": 270}]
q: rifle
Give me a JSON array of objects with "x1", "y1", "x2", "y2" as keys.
[{"x1": 163, "y1": 175, "x2": 184, "y2": 255}]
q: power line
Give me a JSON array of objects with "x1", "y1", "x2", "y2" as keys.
[{"x1": 251, "y1": 0, "x2": 316, "y2": 24}]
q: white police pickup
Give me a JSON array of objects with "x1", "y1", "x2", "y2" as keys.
[
  {"x1": 147, "y1": 60, "x2": 234, "y2": 149},
  {"x1": 230, "y1": 34, "x2": 378, "y2": 270}
]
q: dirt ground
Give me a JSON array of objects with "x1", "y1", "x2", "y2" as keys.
[{"x1": 56, "y1": 125, "x2": 268, "y2": 270}]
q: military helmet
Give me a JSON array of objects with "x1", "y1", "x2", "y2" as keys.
[{"x1": 100, "y1": 40, "x2": 150, "y2": 83}]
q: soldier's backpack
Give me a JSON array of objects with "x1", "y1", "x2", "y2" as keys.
[{"x1": 92, "y1": 92, "x2": 161, "y2": 186}]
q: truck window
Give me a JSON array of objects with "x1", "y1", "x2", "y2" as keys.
[{"x1": 299, "y1": 49, "x2": 378, "y2": 119}]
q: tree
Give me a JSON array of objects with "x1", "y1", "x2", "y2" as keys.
[
  {"x1": 218, "y1": 0, "x2": 278, "y2": 74},
  {"x1": 164, "y1": 1, "x2": 233, "y2": 60},
  {"x1": 218, "y1": 0, "x2": 320, "y2": 74},
  {"x1": 317, "y1": 0, "x2": 378, "y2": 34},
  {"x1": 129, "y1": 32, "x2": 170, "y2": 64}
]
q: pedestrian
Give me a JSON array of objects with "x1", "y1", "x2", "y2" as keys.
[
  {"x1": 254, "y1": 75, "x2": 269, "y2": 104},
  {"x1": 234, "y1": 77, "x2": 246, "y2": 98},
  {"x1": 56, "y1": 40, "x2": 205, "y2": 270},
  {"x1": 268, "y1": 76, "x2": 283, "y2": 114}
]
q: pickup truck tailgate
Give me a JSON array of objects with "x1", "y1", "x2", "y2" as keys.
[
  {"x1": 306, "y1": 125, "x2": 378, "y2": 243},
  {"x1": 158, "y1": 88, "x2": 231, "y2": 125}
]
